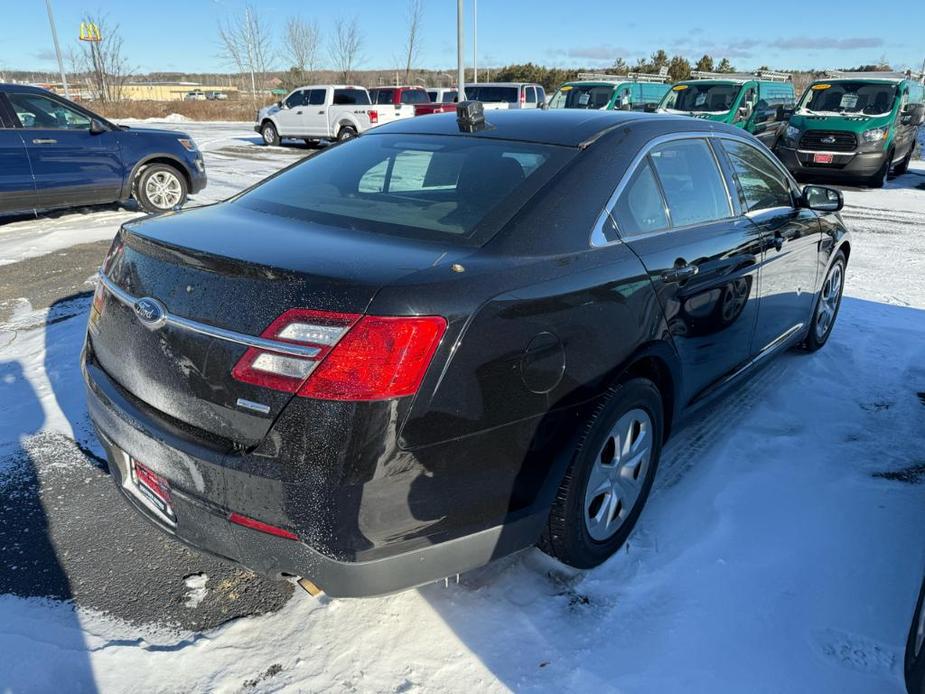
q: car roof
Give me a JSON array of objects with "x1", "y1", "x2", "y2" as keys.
[
  {"x1": 364, "y1": 108, "x2": 717, "y2": 147},
  {"x1": 0, "y1": 83, "x2": 52, "y2": 94},
  {"x1": 465, "y1": 82, "x2": 538, "y2": 88}
]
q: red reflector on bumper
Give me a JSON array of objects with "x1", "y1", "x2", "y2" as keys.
[{"x1": 228, "y1": 512, "x2": 299, "y2": 540}]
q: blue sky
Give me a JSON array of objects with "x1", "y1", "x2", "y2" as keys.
[{"x1": 3, "y1": 0, "x2": 922, "y2": 75}]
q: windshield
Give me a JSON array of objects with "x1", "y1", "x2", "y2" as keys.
[
  {"x1": 798, "y1": 81, "x2": 898, "y2": 116},
  {"x1": 549, "y1": 85, "x2": 615, "y2": 110},
  {"x1": 235, "y1": 134, "x2": 571, "y2": 246},
  {"x1": 463, "y1": 86, "x2": 519, "y2": 103},
  {"x1": 661, "y1": 83, "x2": 742, "y2": 113}
]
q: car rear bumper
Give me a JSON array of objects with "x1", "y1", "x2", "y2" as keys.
[
  {"x1": 82, "y1": 345, "x2": 546, "y2": 597},
  {"x1": 777, "y1": 145, "x2": 888, "y2": 180}
]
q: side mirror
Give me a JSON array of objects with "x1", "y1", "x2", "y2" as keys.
[
  {"x1": 778, "y1": 106, "x2": 795, "y2": 121},
  {"x1": 537, "y1": 100, "x2": 549, "y2": 111},
  {"x1": 801, "y1": 185, "x2": 843, "y2": 213},
  {"x1": 737, "y1": 104, "x2": 753, "y2": 121},
  {"x1": 900, "y1": 113, "x2": 914, "y2": 126},
  {"x1": 644, "y1": 103, "x2": 658, "y2": 113},
  {"x1": 277, "y1": 100, "x2": 284, "y2": 108},
  {"x1": 89, "y1": 118, "x2": 108, "y2": 135}
]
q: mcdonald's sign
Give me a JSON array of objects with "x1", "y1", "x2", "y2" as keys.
[{"x1": 79, "y1": 22, "x2": 102, "y2": 42}]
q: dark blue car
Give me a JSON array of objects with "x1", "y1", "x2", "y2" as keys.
[{"x1": 0, "y1": 84, "x2": 207, "y2": 216}]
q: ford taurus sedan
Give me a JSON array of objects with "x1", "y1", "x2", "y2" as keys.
[{"x1": 83, "y1": 105, "x2": 850, "y2": 597}]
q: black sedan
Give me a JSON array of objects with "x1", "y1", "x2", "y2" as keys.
[{"x1": 82, "y1": 105, "x2": 850, "y2": 597}]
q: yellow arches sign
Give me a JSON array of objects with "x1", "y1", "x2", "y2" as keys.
[{"x1": 79, "y1": 22, "x2": 102, "y2": 42}]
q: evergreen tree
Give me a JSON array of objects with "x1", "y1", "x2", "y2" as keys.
[
  {"x1": 695, "y1": 55, "x2": 714, "y2": 72},
  {"x1": 668, "y1": 55, "x2": 691, "y2": 82},
  {"x1": 717, "y1": 57, "x2": 735, "y2": 73}
]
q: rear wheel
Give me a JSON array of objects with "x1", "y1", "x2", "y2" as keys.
[
  {"x1": 803, "y1": 251, "x2": 845, "y2": 352},
  {"x1": 134, "y1": 164, "x2": 188, "y2": 214},
  {"x1": 261, "y1": 121, "x2": 280, "y2": 146},
  {"x1": 337, "y1": 125, "x2": 357, "y2": 142},
  {"x1": 539, "y1": 378, "x2": 663, "y2": 569}
]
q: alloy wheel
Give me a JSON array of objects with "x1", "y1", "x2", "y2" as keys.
[
  {"x1": 815, "y1": 262, "x2": 843, "y2": 341},
  {"x1": 144, "y1": 171, "x2": 183, "y2": 210},
  {"x1": 583, "y1": 408, "x2": 653, "y2": 542}
]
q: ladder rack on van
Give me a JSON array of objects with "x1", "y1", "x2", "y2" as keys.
[
  {"x1": 824, "y1": 69, "x2": 924, "y2": 82},
  {"x1": 576, "y1": 67, "x2": 669, "y2": 84},
  {"x1": 690, "y1": 70, "x2": 791, "y2": 82}
]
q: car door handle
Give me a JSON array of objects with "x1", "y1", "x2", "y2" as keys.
[
  {"x1": 32, "y1": 138, "x2": 57, "y2": 144},
  {"x1": 317, "y1": 110, "x2": 325, "y2": 114},
  {"x1": 296, "y1": 110, "x2": 303, "y2": 114},
  {"x1": 662, "y1": 264, "x2": 699, "y2": 282}
]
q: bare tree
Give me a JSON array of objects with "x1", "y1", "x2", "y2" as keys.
[
  {"x1": 283, "y1": 17, "x2": 321, "y2": 84},
  {"x1": 218, "y1": 4, "x2": 275, "y2": 106},
  {"x1": 329, "y1": 16, "x2": 363, "y2": 83},
  {"x1": 400, "y1": 0, "x2": 424, "y2": 83},
  {"x1": 71, "y1": 13, "x2": 132, "y2": 102}
]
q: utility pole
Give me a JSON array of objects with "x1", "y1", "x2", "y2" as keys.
[
  {"x1": 45, "y1": 0, "x2": 70, "y2": 98},
  {"x1": 456, "y1": 0, "x2": 466, "y2": 100},
  {"x1": 472, "y1": 0, "x2": 478, "y2": 84}
]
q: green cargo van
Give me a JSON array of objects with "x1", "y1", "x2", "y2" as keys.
[
  {"x1": 548, "y1": 72, "x2": 671, "y2": 112},
  {"x1": 657, "y1": 70, "x2": 796, "y2": 147},
  {"x1": 776, "y1": 71, "x2": 925, "y2": 187}
]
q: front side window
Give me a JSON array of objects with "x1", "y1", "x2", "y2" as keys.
[
  {"x1": 237, "y1": 134, "x2": 570, "y2": 245},
  {"x1": 7, "y1": 93, "x2": 91, "y2": 129},
  {"x1": 721, "y1": 139, "x2": 793, "y2": 212},
  {"x1": 799, "y1": 81, "x2": 897, "y2": 116},
  {"x1": 612, "y1": 160, "x2": 669, "y2": 236},
  {"x1": 649, "y1": 139, "x2": 730, "y2": 227},
  {"x1": 285, "y1": 91, "x2": 306, "y2": 108},
  {"x1": 661, "y1": 83, "x2": 741, "y2": 113},
  {"x1": 333, "y1": 89, "x2": 371, "y2": 105}
]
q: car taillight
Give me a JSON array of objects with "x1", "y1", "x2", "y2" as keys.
[
  {"x1": 369, "y1": 109, "x2": 379, "y2": 124},
  {"x1": 231, "y1": 309, "x2": 446, "y2": 401},
  {"x1": 520, "y1": 88, "x2": 526, "y2": 105}
]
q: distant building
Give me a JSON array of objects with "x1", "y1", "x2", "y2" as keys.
[{"x1": 120, "y1": 82, "x2": 239, "y2": 101}]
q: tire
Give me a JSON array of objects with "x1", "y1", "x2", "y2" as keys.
[
  {"x1": 867, "y1": 150, "x2": 892, "y2": 188},
  {"x1": 539, "y1": 378, "x2": 664, "y2": 569},
  {"x1": 894, "y1": 147, "x2": 914, "y2": 176},
  {"x1": 303, "y1": 138, "x2": 321, "y2": 148},
  {"x1": 261, "y1": 121, "x2": 280, "y2": 146},
  {"x1": 802, "y1": 251, "x2": 846, "y2": 352},
  {"x1": 134, "y1": 164, "x2": 188, "y2": 214},
  {"x1": 336, "y1": 125, "x2": 358, "y2": 142},
  {"x1": 906, "y1": 577, "x2": 925, "y2": 694}
]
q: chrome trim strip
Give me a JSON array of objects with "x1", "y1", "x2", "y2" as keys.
[
  {"x1": 797, "y1": 149, "x2": 856, "y2": 157},
  {"x1": 96, "y1": 272, "x2": 322, "y2": 359}
]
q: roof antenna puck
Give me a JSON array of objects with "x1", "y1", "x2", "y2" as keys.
[{"x1": 456, "y1": 100, "x2": 487, "y2": 133}]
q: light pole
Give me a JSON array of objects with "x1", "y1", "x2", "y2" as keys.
[
  {"x1": 44, "y1": 0, "x2": 70, "y2": 98},
  {"x1": 456, "y1": 0, "x2": 465, "y2": 100},
  {"x1": 473, "y1": 0, "x2": 478, "y2": 84}
]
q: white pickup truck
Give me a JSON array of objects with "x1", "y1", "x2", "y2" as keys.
[{"x1": 255, "y1": 85, "x2": 380, "y2": 146}]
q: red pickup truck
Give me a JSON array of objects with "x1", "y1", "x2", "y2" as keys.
[
  {"x1": 368, "y1": 86, "x2": 430, "y2": 123},
  {"x1": 414, "y1": 88, "x2": 459, "y2": 116}
]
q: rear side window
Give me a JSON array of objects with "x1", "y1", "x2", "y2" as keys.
[
  {"x1": 525, "y1": 87, "x2": 537, "y2": 103},
  {"x1": 334, "y1": 89, "x2": 370, "y2": 105},
  {"x1": 308, "y1": 89, "x2": 326, "y2": 106},
  {"x1": 721, "y1": 139, "x2": 793, "y2": 212},
  {"x1": 649, "y1": 139, "x2": 730, "y2": 227},
  {"x1": 237, "y1": 134, "x2": 571, "y2": 245},
  {"x1": 465, "y1": 86, "x2": 519, "y2": 103},
  {"x1": 612, "y1": 160, "x2": 669, "y2": 236}
]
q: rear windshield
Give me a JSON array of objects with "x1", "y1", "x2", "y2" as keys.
[
  {"x1": 463, "y1": 86, "x2": 519, "y2": 103},
  {"x1": 333, "y1": 89, "x2": 370, "y2": 105},
  {"x1": 662, "y1": 83, "x2": 741, "y2": 113},
  {"x1": 400, "y1": 89, "x2": 430, "y2": 104},
  {"x1": 549, "y1": 84, "x2": 615, "y2": 109},
  {"x1": 236, "y1": 134, "x2": 571, "y2": 246},
  {"x1": 798, "y1": 81, "x2": 898, "y2": 116}
]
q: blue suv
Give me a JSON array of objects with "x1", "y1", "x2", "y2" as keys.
[{"x1": 0, "y1": 84, "x2": 206, "y2": 216}]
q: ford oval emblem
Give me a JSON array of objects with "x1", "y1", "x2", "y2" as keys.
[{"x1": 133, "y1": 297, "x2": 167, "y2": 329}]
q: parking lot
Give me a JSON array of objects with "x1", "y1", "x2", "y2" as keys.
[{"x1": 1, "y1": 120, "x2": 925, "y2": 691}]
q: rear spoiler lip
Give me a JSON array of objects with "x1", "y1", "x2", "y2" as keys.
[{"x1": 96, "y1": 271, "x2": 322, "y2": 359}]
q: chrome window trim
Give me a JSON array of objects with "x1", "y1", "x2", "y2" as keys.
[
  {"x1": 96, "y1": 271, "x2": 322, "y2": 359},
  {"x1": 591, "y1": 131, "x2": 746, "y2": 247}
]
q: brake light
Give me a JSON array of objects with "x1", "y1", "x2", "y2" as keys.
[
  {"x1": 520, "y1": 88, "x2": 526, "y2": 105},
  {"x1": 231, "y1": 309, "x2": 447, "y2": 401},
  {"x1": 369, "y1": 109, "x2": 378, "y2": 124}
]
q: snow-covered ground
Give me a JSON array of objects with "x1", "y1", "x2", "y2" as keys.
[{"x1": 1, "y1": 122, "x2": 925, "y2": 693}]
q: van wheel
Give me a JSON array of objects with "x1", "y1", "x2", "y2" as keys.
[
  {"x1": 894, "y1": 147, "x2": 913, "y2": 176},
  {"x1": 261, "y1": 121, "x2": 280, "y2": 146},
  {"x1": 867, "y1": 150, "x2": 892, "y2": 188},
  {"x1": 539, "y1": 378, "x2": 663, "y2": 569},
  {"x1": 134, "y1": 164, "x2": 188, "y2": 213},
  {"x1": 337, "y1": 125, "x2": 357, "y2": 142},
  {"x1": 802, "y1": 251, "x2": 845, "y2": 352}
]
